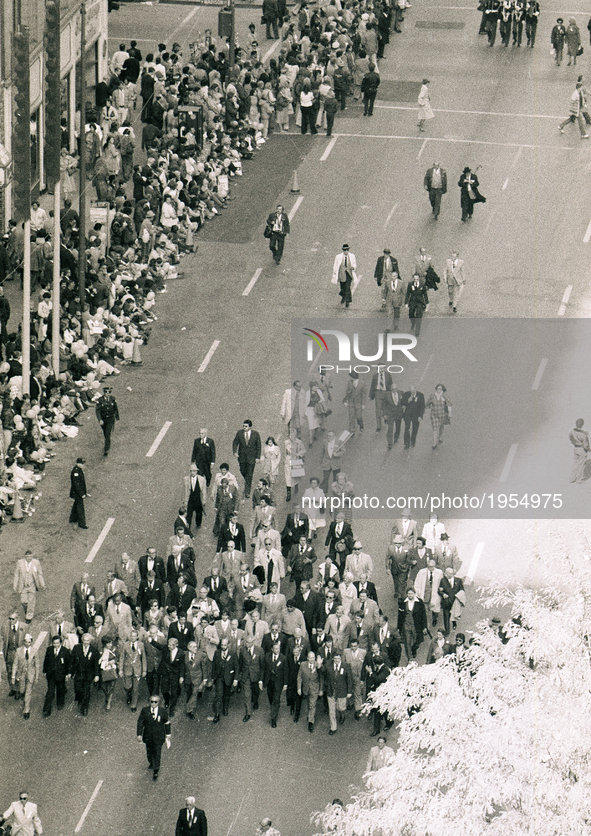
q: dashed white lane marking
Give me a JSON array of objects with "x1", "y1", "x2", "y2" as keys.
[
  {"x1": 584, "y1": 219, "x2": 591, "y2": 243},
  {"x1": 557, "y1": 285, "x2": 572, "y2": 316},
  {"x1": 85, "y1": 518, "x2": 115, "y2": 563},
  {"x1": 31, "y1": 631, "x2": 48, "y2": 655},
  {"x1": 146, "y1": 421, "x2": 172, "y2": 458},
  {"x1": 499, "y1": 443, "x2": 518, "y2": 483},
  {"x1": 502, "y1": 177, "x2": 509, "y2": 191},
  {"x1": 289, "y1": 196, "x2": 304, "y2": 221},
  {"x1": 531, "y1": 358, "x2": 548, "y2": 391},
  {"x1": 75, "y1": 780, "x2": 103, "y2": 833},
  {"x1": 242, "y1": 269, "x2": 262, "y2": 297},
  {"x1": 466, "y1": 542, "x2": 485, "y2": 582},
  {"x1": 383, "y1": 202, "x2": 398, "y2": 229},
  {"x1": 419, "y1": 354, "x2": 434, "y2": 383},
  {"x1": 320, "y1": 136, "x2": 338, "y2": 161},
  {"x1": 416, "y1": 138, "x2": 428, "y2": 160},
  {"x1": 197, "y1": 340, "x2": 220, "y2": 372}
]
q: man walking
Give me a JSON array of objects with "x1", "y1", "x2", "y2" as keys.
[
  {"x1": 559, "y1": 82, "x2": 590, "y2": 139},
  {"x1": 96, "y1": 384, "x2": 120, "y2": 456},
  {"x1": 69, "y1": 457, "x2": 88, "y2": 529},
  {"x1": 332, "y1": 244, "x2": 357, "y2": 308},
  {"x1": 405, "y1": 275, "x2": 429, "y2": 337},
  {"x1": 137, "y1": 695, "x2": 171, "y2": 780},
  {"x1": 14, "y1": 551, "x2": 45, "y2": 623},
  {"x1": 374, "y1": 249, "x2": 399, "y2": 310},
  {"x1": 12, "y1": 633, "x2": 38, "y2": 719},
  {"x1": 175, "y1": 797, "x2": 208, "y2": 836},
  {"x1": 1, "y1": 792, "x2": 43, "y2": 836},
  {"x1": 120, "y1": 628, "x2": 147, "y2": 710},
  {"x1": 401, "y1": 386, "x2": 425, "y2": 450},
  {"x1": 70, "y1": 632, "x2": 100, "y2": 715},
  {"x1": 42, "y1": 634, "x2": 70, "y2": 716},
  {"x1": 369, "y1": 367, "x2": 393, "y2": 432},
  {"x1": 423, "y1": 162, "x2": 447, "y2": 219},
  {"x1": 232, "y1": 419, "x2": 262, "y2": 498},
  {"x1": 444, "y1": 252, "x2": 465, "y2": 313},
  {"x1": 265, "y1": 205, "x2": 290, "y2": 265},
  {"x1": 343, "y1": 371, "x2": 366, "y2": 435},
  {"x1": 191, "y1": 428, "x2": 216, "y2": 486},
  {"x1": 183, "y1": 463, "x2": 207, "y2": 532},
  {"x1": 569, "y1": 418, "x2": 590, "y2": 482},
  {"x1": 361, "y1": 63, "x2": 380, "y2": 116},
  {"x1": 263, "y1": 639, "x2": 287, "y2": 727}
]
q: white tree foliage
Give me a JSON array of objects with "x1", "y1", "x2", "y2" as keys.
[{"x1": 315, "y1": 562, "x2": 591, "y2": 836}]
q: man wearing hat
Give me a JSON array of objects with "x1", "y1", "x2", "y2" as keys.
[
  {"x1": 373, "y1": 249, "x2": 399, "y2": 309},
  {"x1": 96, "y1": 385, "x2": 120, "y2": 456},
  {"x1": 69, "y1": 458, "x2": 88, "y2": 529},
  {"x1": 342, "y1": 370, "x2": 366, "y2": 435},
  {"x1": 423, "y1": 162, "x2": 447, "y2": 219},
  {"x1": 332, "y1": 244, "x2": 358, "y2": 307}
]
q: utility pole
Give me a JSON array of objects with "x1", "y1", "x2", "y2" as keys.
[
  {"x1": 78, "y1": 0, "x2": 87, "y2": 307},
  {"x1": 229, "y1": 0, "x2": 235, "y2": 68}
]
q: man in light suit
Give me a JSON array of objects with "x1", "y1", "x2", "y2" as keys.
[
  {"x1": 423, "y1": 162, "x2": 447, "y2": 219},
  {"x1": 117, "y1": 553, "x2": 141, "y2": 608},
  {"x1": 414, "y1": 559, "x2": 444, "y2": 630},
  {"x1": 48, "y1": 610, "x2": 77, "y2": 649},
  {"x1": 120, "y1": 628, "x2": 147, "y2": 710},
  {"x1": 254, "y1": 541, "x2": 285, "y2": 593},
  {"x1": 345, "y1": 542, "x2": 374, "y2": 581},
  {"x1": 2, "y1": 611, "x2": 27, "y2": 692},
  {"x1": 184, "y1": 640, "x2": 207, "y2": 718},
  {"x1": 401, "y1": 386, "x2": 425, "y2": 450},
  {"x1": 102, "y1": 570, "x2": 128, "y2": 606},
  {"x1": 238, "y1": 637, "x2": 265, "y2": 721},
  {"x1": 262, "y1": 583, "x2": 287, "y2": 629},
  {"x1": 70, "y1": 633, "x2": 100, "y2": 715},
  {"x1": 369, "y1": 368, "x2": 393, "y2": 432},
  {"x1": 332, "y1": 243, "x2": 357, "y2": 308},
  {"x1": 183, "y1": 463, "x2": 207, "y2": 532},
  {"x1": 232, "y1": 419, "x2": 262, "y2": 498},
  {"x1": 434, "y1": 533, "x2": 463, "y2": 576},
  {"x1": 366, "y1": 736, "x2": 395, "y2": 771},
  {"x1": 12, "y1": 633, "x2": 38, "y2": 718},
  {"x1": 443, "y1": 251, "x2": 465, "y2": 313},
  {"x1": 191, "y1": 428, "x2": 216, "y2": 487},
  {"x1": 2, "y1": 792, "x2": 43, "y2": 836},
  {"x1": 350, "y1": 590, "x2": 379, "y2": 631},
  {"x1": 297, "y1": 650, "x2": 321, "y2": 731},
  {"x1": 390, "y1": 508, "x2": 418, "y2": 550},
  {"x1": 325, "y1": 604, "x2": 352, "y2": 653},
  {"x1": 13, "y1": 551, "x2": 45, "y2": 623},
  {"x1": 344, "y1": 638, "x2": 366, "y2": 718},
  {"x1": 280, "y1": 381, "x2": 306, "y2": 432},
  {"x1": 373, "y1": 249, "x2": 399, "y2": 309},
  {"x1": 105, "y1": 592, "x2": 133, "y2": 642},
  {"x1": 342, "y1": 370, "x2": 366, "y2": 435},
  {"x1": 221, "y1": 540, "x2": 245, "y2": 583},
  {"x1": 413, "y1": 247, "x2": 433, "y2": 283},
  {"x1": 175, "y1": 797, "x2": 207, "y2": 836}
]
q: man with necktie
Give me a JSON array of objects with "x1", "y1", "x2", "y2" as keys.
[
  {"x1": 331, "y1": 244, "x2": 358, "y2": 308},
  {"x1": 42, "y1": 635, "x2": 70, "y2": 716},
  {"x1": 404, "y1": 275, "x2": 429, "y2": 337},
  {"x1": 1, "y1": 792, "x2": 43, "y2": 836},
  {"x1": 175, "y1": 797, "x2": 208, "y2": 836},
  {"x1": 232, "y1": 420, "x2": 262, "y2": 499},
  {"x1": 373, "y1": 249, "x2": 399, "y2": 309},
  {"x1": 386, "y1": 535, "x2": 413, "y2": 609},
  {"x1": 120, "y1": 629, "x2": 147, "y2": 711},
  {"x1": 12, "y1": 633, "x2": 38, "y2": 718},
  {"x1": 263, "y1": 639, "x2": 287, "y2": 727},
  {"x1": 423, "y1": 162, "x2": 447, "y2": 219},
  {"x1": 183, "y1": 464, "x2": 207, "y2": 532},
  {"x1": 184, "y1": 640, "x2": 207, "y2": 719},
  {"x1": 238, "y1": 637, "x2": 264, "y2": 721},
  {"x1": 70, "y1": 573, "x2": 95, "y2": 616},
  {"x1": 69, "y1": 457, "x2": 88, "y2": 529},
  {"x1": 382, "y1": 383, "x2": 404, "y2": 449},
  {"x1": 444, "y1": 251, "x2": 465, "y2": 313},
  {"x1": 70, "y1": 633, "x2": 100, "y2": 715},
  {"x1": 137, "y1": 695, "x2": 171, "y2": 780},
  {"x1": 210, "y1": 637, "x2": 238, "y2": 723},
  {"x1": 369, "y1": 368, "x2": 393, "y2": 432},
  {"x1": 2, "y1": 611, "x2": 26, "y2": 692},
  {"x1": 414, "y1": 558, "x2": 444, "y2": 630},
  {"x1": 401, "y1": 385, "x2": 425, "y2": 450},
  {"x1": 296, "y1": 650, "x2": 320, "y2": 731},
  {"x1": 191, "y1": 428, "x2": 216, "y2": 487},
  {"x1": 96, "y1": 385, "x2": 120, "y2": 456},
  {"x1": 343, "y1": 370, "x2": 366, "y2": 435},
  {"x1": 265, "y1": 204, "x2": 290, "y2": 265}
]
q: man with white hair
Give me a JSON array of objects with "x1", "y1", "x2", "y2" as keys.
[
  {"x1": 175, "y1": 797, "x2": 207, "y2": 836},
  {"x1": 255, "y1": 819, "x2": 280, "y2": 836}
]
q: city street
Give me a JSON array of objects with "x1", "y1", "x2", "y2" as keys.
[{"x1": 1, "y1": 0, "x2": 591, "y2": 833}]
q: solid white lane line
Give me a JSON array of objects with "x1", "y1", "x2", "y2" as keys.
[
  {"x1": 583, "y1": 219, "x2": 591, "y2": 243},
  {"x1": 75, "y1": 781, "x2": 103, "y2": 833},
  {"x1": 320, "y1": 136, "x2": 338, "y2": 161},
  {"x1": 416, "y1": 138, "x2": 427, "y2": 160},
  {"x1": 499, "y1": 444, "x2": 518, "y2": 483},
  {"x1": 466, "y1": 542, "x2": 485, "y2": 582},
  {"x1": 289, "y1": 196, "x2": 304, "y2": 222},
  {"x1": 531, "y1": 358, "x2": 548, "y2": 391},
  {"x1": 419, "y1": 354, "x2": 434, "y2": 383},
  {"x1": 243, "y1": 269, "x2": 262, "y2": 297},
  {"x1": 146, "y1": 421, "x2": 172, "y2": 458},
  {"x1": 557, "y1": 285, "x2": 572, "y2": 316},
  {"x1": 383, "y1": 202, "x2": 398, "y2": 229},
  {"x1": 32, "y1": 631, "x2": 48, "y2": 655},
  {"x1": 197, "y1": 340, "x2": 220, "y2": 372},
  {"x1": 502, "y1": 177, "x2": 509, "y2": 191},
  {"x1": 85, "y1": 519, "x2": 115, "y2": 564}
]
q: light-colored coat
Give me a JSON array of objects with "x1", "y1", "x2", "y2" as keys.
[
  {"x1": 2, "y1": 801, "x2": 43, "y2": 836},
  {"x1": 13, "y1": 558, "x2": 45, "y2": 593},
  {"x1": 414, "y1": 566, "x2": 444, "y2": 613}
]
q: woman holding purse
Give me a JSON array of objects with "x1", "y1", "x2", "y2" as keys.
[{"x1": 426, "y1": 384, "x2": 452, "y2": 449}]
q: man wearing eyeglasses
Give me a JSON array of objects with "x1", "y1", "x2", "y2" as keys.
[
  {"x1": 344, "y1": 542, "x2": 374, "y2": 582},
  {"x1": 137, "y1": 696, "x2": 171, "y2": 780},
  {"x1": 1, "y1": 793, "x2": 42, "y2": 836}
]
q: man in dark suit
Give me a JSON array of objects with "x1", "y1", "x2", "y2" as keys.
[
  {"x1": 386, "y1": 535, "x2": 413, "y2": 608},
  {"x1": 74, "y1": 594, "x2": 104, "y2": 635},
  {"x1": 383, "y1": 383, "x2": 404, "y2": 449},
  {"x1": 138, "y1": 547, "x2": 167, "y2": 584},
  {"x1": 366, "y1": 654, "x2": 392, "y2": 735},
  {"x1": 293, "y1": 580, "x2": 322, "y2": 646},
  {"x1": 423, "y1": 162, "x2": 447, "y2": 219},
  {"x1": 399, "y1": 588, "x2": 428, "y2": 661},
  {"x1": 203, "y1": 565, "x2": 228, "y2": 607},
  {"x1": 136, "y1": 695, "x2": 171, "y2": 780},
  {"x1": 280, "y1": 510, "x2": 310, "y2": 555},
  {"x1": 183, "y1": 464, "x2": 207, "y2": 532},
  {"x1": 437, "y1": 566, "x2": 465, "y2": 634},
  {"x1": 232, "y1": 419, "x2": 262, "y2": 498},
  {"x1": 216, "y1": 512, "x2": 246, "y2": 553},
  {"x1": 401, "y1": 386, "x2": 425, "y2": 450},
  {"x1": 168, "y1": 613, "x2": 194, "y2": 651},
  {"x1": 96, "y1": 384, "x2": 120, "y2": 456},
  {"x1": 69, "y1": 457, "x2": 88, "y2": 529},
  {"x1": 238, "y1": 637, "x2": 264, "y2": 721},
  {"x1": 287, "y1": 536, "x2": 317, "y2": 591},
  {"x1": 191, "y1": 429, "x2": 216, "y2": 486},
  {"x1": 354, "y1": 575, "x2": 378, "y2": 604},
  {"x1": 263, "y1": 640, "x2": 287, "y2": 727},
  {"x1": 368, "y1": 367, "x2": 393, "y2": 431},
  {"x1": 70, "y1": 633, "x2": 100, "y2": 715},
  {"x1": 175, "y1": 797, "x2": 207, "y2": 836},
  {"x1": 261, "y1": 623, "x2": 287, "y2": 656},
  {"x1": 373, "y1": 251, "x2": 399, "y2": 311},
  {"x1": 167, "y1": 546, "x2": 196, "y2": 593},
  {"x1": 42, "y1": 635, "x2": 70, "y2": 716},
  {"x1": 211, "y1": 637, "x2": 238, "y2": 722},
  {"x1": 70, "y1": 573, "x2": 95, "y2": 615},
  {"x1": 158, "y1": 637, "x2": 185, "y2": 716},
  {"x1": 324, "y1": 514, "x2": 355, "y2": 573},
  {"x1": 137, "y1": 570, "x2": 167, "y2": 616},
  {"x1": 168, "y1": 576, "x2": 196, "y2": 619}
]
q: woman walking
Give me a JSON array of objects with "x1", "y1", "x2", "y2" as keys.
[
  {"x1": 425, "y1": 383, "x2": 452, "y2": 449},
  {"x1": 565, "y1": 18, "x2": 581, "y2": 65},
  {"x1": 417, "y1": 79, "x2": 434, "y2": 132}
]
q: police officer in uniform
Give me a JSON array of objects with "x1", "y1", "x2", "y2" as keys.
[
  {"x1": 96, "y1": 385, "x2": 120, "y2": 456},
  {"x1": 70, "y1": 457, "x2": 88, "y2": 529}
]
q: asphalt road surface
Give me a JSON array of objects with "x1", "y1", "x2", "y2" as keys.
[{"x1": 1, "y1": 0, "x2": 590, "y2": 833}]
